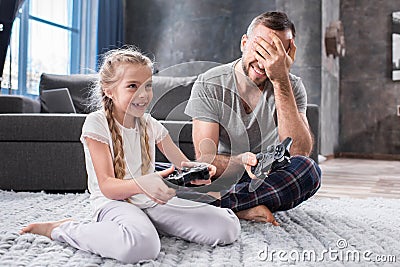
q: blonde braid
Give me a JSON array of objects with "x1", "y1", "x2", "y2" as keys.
[
  {"x1": 139, "y1": 117, "x2": 151, "y2": 174},
  {"x1": 103, "y1": 97, "x2": 126, "y2": 180},
  {"x1": 104, "y1": 96, "x2": 133, "y2": 204}
]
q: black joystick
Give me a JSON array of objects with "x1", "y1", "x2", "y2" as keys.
[
  {"x1": 251, "y1": 137, "x2": 293, "y2": 179},
  {"x1": 164, "y1": 165, "x2": 210, "y2": 187}
]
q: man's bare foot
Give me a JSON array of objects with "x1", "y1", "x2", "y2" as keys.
[
  {"x1": 19, "y1": 218, "x2": 73, "y2": 239},
  {"x1": 236, "y1": 205, "x2": 280, "y2": 226}
]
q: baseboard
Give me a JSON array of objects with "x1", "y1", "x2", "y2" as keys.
[{"x1": 334, "y1": 152, "x2": 400, "y2": 161}]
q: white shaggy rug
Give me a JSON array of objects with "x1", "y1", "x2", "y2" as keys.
[{"x1": 0, "y1": 190, "x2": 399, "y2": 266}]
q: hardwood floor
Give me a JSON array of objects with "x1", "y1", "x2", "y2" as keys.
[{"x1": 315, "y1": 158, "x2": 400, "y2": 199}]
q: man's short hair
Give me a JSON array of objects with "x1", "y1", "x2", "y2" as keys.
[{"x1": 246, "y1": 11, "x2": 296, "y2": 38}]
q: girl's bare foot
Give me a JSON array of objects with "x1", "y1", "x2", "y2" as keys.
[
  {"x1": 236, "y1": 205, "x2": 280, "y2": 225},
  {"x1": 19, "y1": 218, "x2": 73, "y2": 239}
]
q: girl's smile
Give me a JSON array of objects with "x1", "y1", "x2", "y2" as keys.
[{"x1": 131, "y1": 101, "x2": 149, "y2": 110}]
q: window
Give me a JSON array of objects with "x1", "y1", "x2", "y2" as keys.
[{"x1": 1, "y1": 0, "x2": 83, "y2": 96}]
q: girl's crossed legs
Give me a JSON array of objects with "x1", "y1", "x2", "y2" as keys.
[
  {"x1": 145, "y1": 197, "x2": 240, "y2": 247},
  {"x1": 21, "y1": 198, "x2": 240, "y2": 264}
]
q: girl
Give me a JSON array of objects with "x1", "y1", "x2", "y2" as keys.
[{"x1": 20, "y1": 47, "x2": 240, "y2": 264}]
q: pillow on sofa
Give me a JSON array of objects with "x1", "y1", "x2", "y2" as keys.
[
  {"x1": 149, "y1": 75, "x2": 197, "y2": 121},
  {"x1": 39, "y1": 73, "x2": 98, "y2": 114}
]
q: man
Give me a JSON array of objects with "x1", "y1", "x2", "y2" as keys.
[{"x1": 184, "y1": 11, "x2": 321, "y2": 224}]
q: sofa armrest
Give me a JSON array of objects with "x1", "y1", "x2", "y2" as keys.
[
  {"x1": 0, "y1": 95, "x2": 41, "y2": 113},
  {"x1": 157, "y1": 121, "x2": 195, "y2": 162}
]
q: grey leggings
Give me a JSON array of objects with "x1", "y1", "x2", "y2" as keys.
[{"x1": 51, "y1": 197, "x2": 240, "y2": 264}]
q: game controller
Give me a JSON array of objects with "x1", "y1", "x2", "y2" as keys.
[
  {"x1": 164, "y1": 165, "x2": 210, "y2": 187},
  {"x1": 251, "y1": 137, "x2": 293, "y2": 179}
]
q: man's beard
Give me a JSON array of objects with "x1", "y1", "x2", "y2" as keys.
[
  {"x1": 241, "y1": 60, "x2": 266, "y2": 88},
  {"x1": 241, "y1": 59, "x2": 249, "y2": 77}
]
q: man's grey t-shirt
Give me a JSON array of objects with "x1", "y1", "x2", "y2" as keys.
[{"x1": 184, "y1": 59, "x2": 307, "y2": 155}]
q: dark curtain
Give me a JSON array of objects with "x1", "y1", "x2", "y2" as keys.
[
  {"x1": 96, "y1": 0, "x2": 125, "y2": 67},
  {"x1": 0, "y1": 0, "x2": 25, "y2": 79}
]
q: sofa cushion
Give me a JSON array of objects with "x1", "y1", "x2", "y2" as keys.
[
  {"x1": 0, "y1": 95, "x2": 41, "y2": 113},
  {"x1": 0, "y1": 114, "x2": 87, "y2": 142},
  {"x1": 39, "y1": 73, "x2": 98, "y2": 114},
  {"x1": 149, "y1": 75, "x2": 197, "y2": 121}
]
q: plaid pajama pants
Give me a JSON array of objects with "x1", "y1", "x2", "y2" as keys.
[
  {"x1": 155, "y1": 155, "x2": 321, "y2": 212},
  {"x1": 218, "y1": 155, "x2": 321, "y2": 212}
]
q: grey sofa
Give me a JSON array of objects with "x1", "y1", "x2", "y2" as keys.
[
  {"x1": 0, "y1": 73, "x2": 96, "y2": 192},
  {"x1": 0, "y1": 73, "x2": 320, "y2": 192}
]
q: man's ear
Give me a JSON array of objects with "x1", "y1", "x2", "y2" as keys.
[{"x1": 240, "y1": 34, "x2": 248, "y2": 52}]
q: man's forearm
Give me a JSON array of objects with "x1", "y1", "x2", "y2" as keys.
[
  {"x1": 197, "y1": 153, "x2": 243, "y2": 179},
  {"x1": 278, "y1": 111, "x2": 313, "y2": 156},
  {"x1": 272, "y1": 78, "x2": 313, "y2": 156}
]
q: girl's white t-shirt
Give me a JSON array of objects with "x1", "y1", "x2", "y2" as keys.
[{"x1": 80, "y1": 110, "x2": 168, "y2": 218}]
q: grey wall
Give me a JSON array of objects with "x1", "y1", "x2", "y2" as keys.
[
  {"x1": 125, "y1": 0, "x2": 327, "y2": 149},
  {"x1": 124, "y1": 0, "x2": 274, "y2": 72},
  {"x1": 124, "y1": 0, "x2": 321, "y2": 101},
  {"x1": 340, "y1": 0, "x2": 400, "y2": 156}
]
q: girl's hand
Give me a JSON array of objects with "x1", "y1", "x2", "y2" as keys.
[
  {"x1": 181, "y1": 161, "x2": 215, "y2": 185},
  {"x1": 133, "y1": 166, "x2": 176, "y2": 204}
]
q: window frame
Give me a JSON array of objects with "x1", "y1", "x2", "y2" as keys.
[{"x1": 2, "y1": 0, "x2": 82, "y2": 96}]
